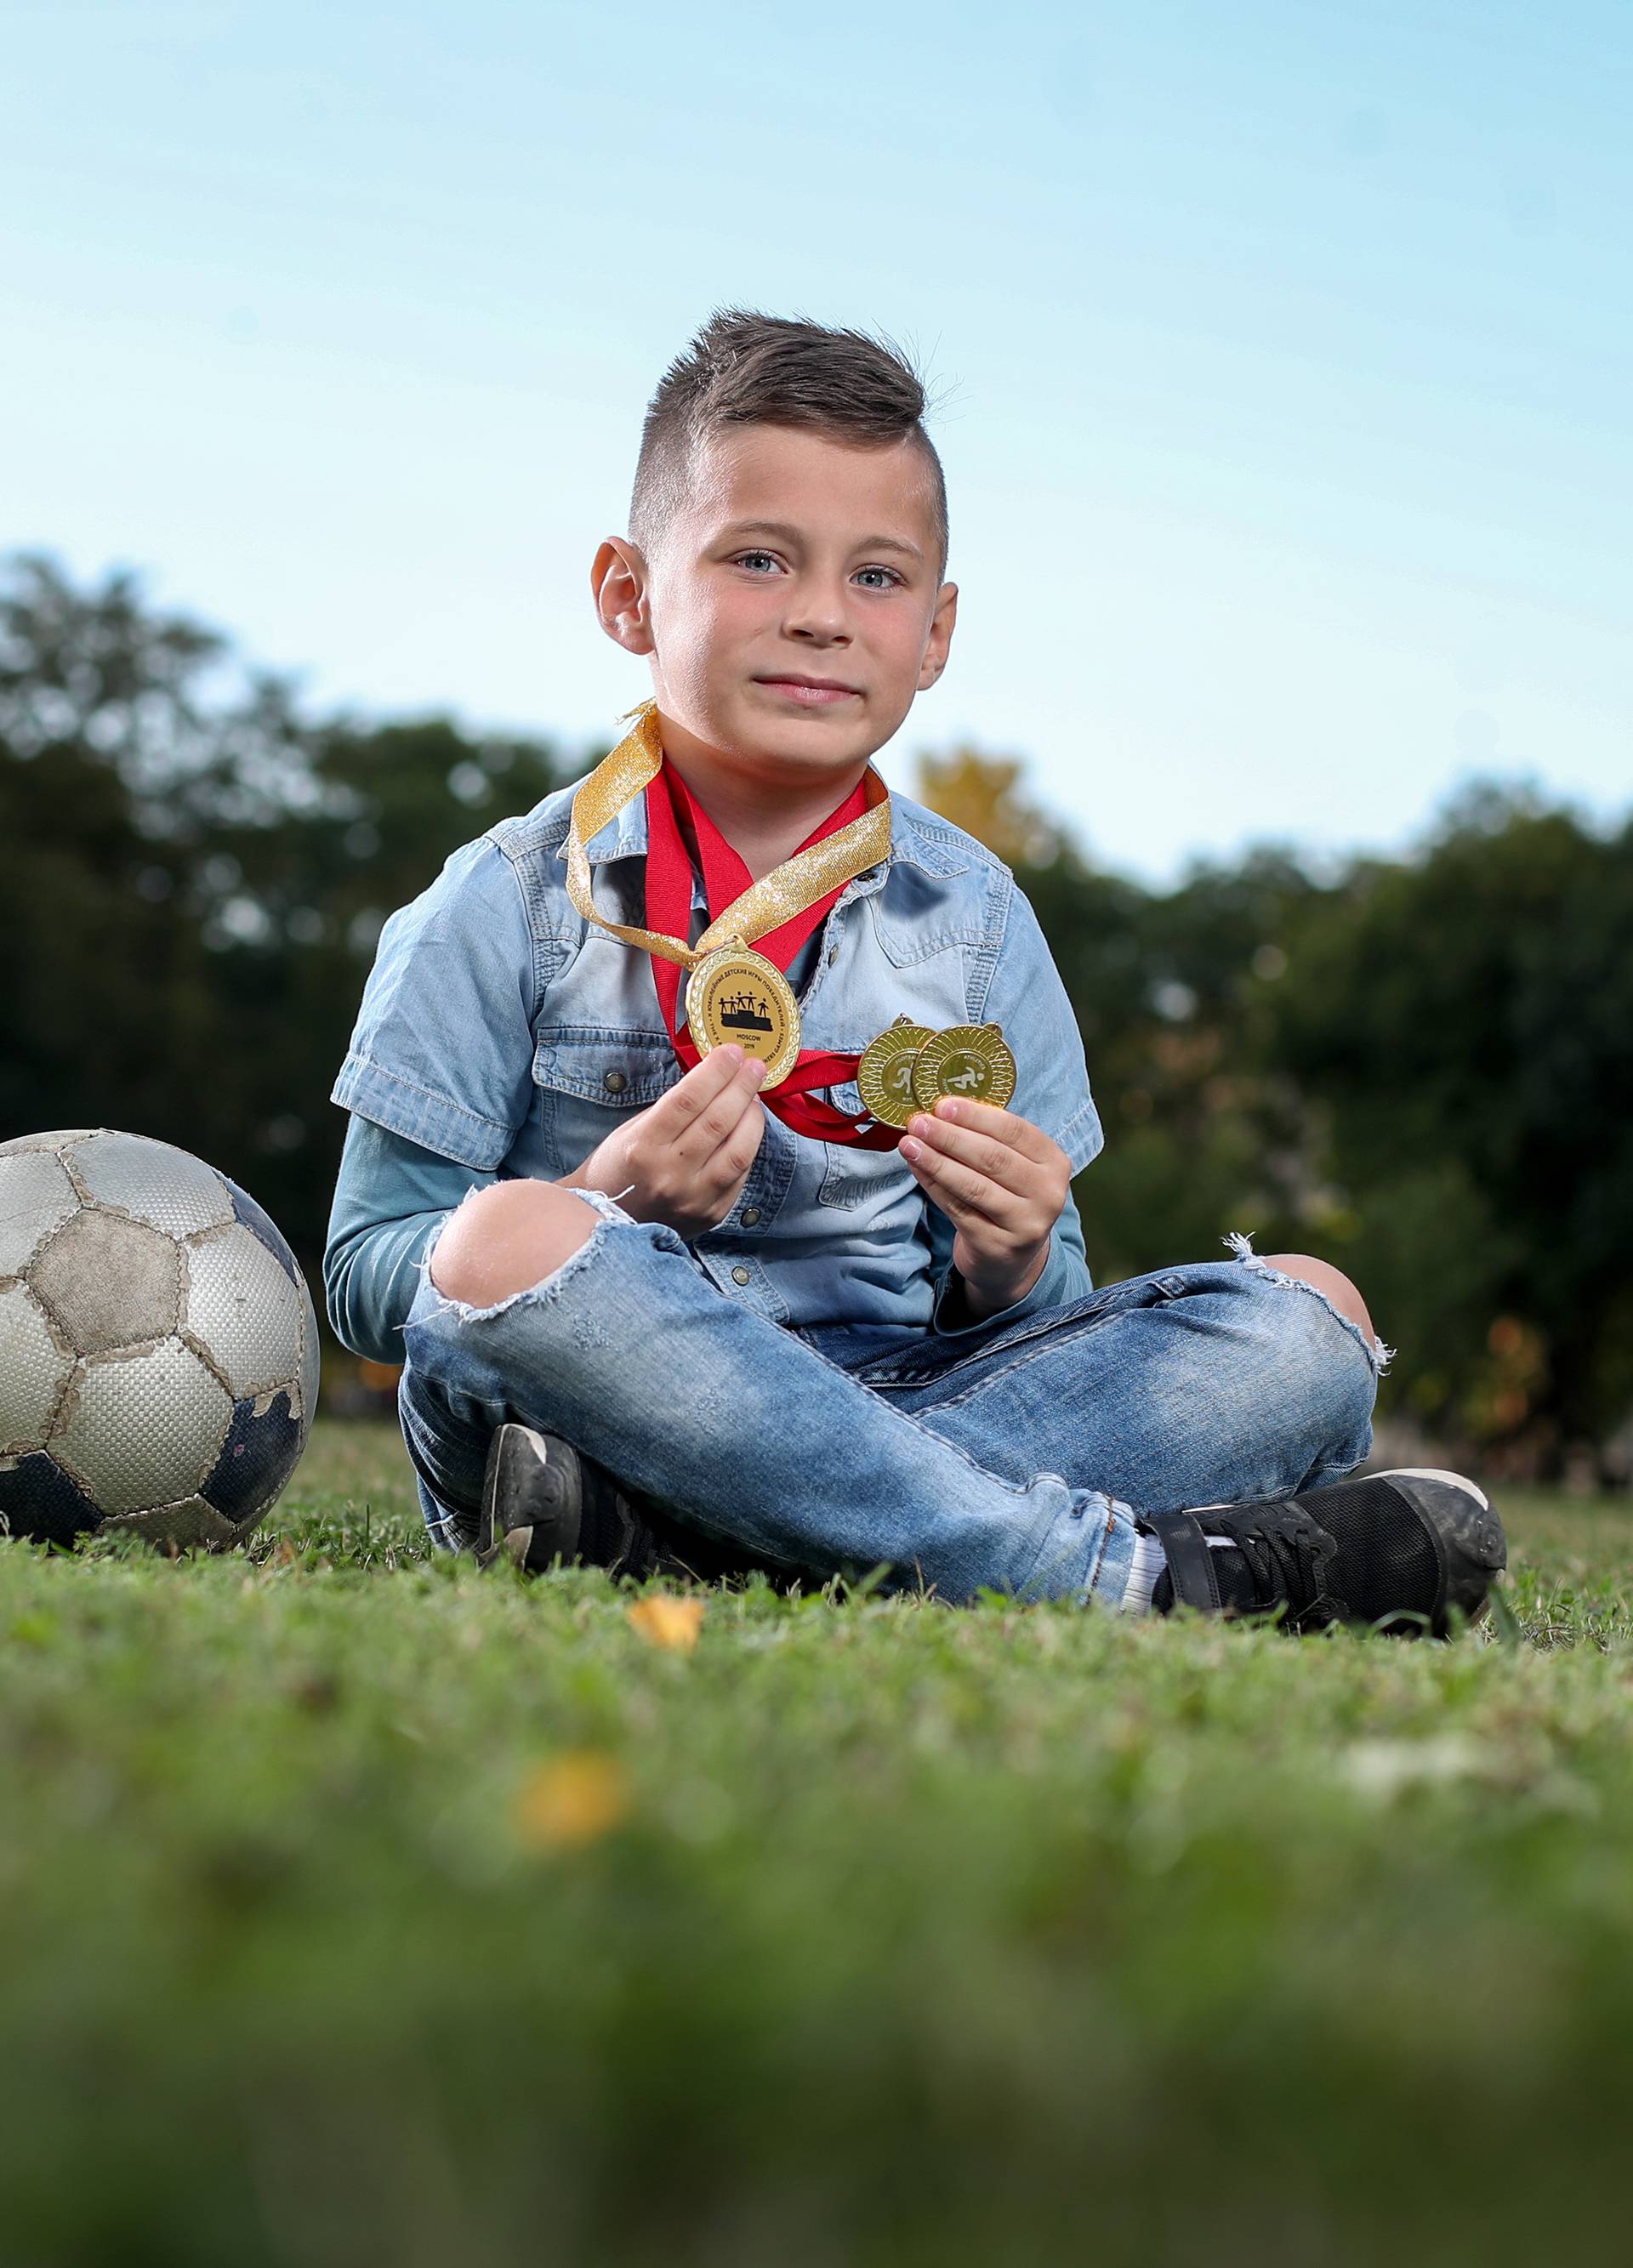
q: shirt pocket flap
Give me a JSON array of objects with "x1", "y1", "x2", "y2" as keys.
[{"x1": 531, "y1": 1026, "x2": 680, "y2": 1109}]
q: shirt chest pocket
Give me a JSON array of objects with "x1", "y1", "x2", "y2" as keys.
[
  {"x1": 532, "y1": 1026, "x2": 680, "y2": 1178},
  {"x1": 815, "y1": 1135, "x2": 917, "y2": 1218}
]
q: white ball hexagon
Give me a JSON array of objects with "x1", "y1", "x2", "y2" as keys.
[
  {"x1": 182, "y1": 1221, "x2": 304, "y2": 1399},
  {"x1": 0, "y1": 1149, "x2": 82, "y2": 1277},
  {"x1": 52, "y1": 1339, "x2": 234, "y2": 1517},
  {"x1": 69, "y1": 1132, "x2": 235, "y2": 1238},
  {"x1": 0, "y1": 1281, "x2": 74, "y2": 1454}
]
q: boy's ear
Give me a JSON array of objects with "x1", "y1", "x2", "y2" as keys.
[
  {"x1": 591, "y1": 537, "x2": 655, "y2": 657},
  {"x1": 916, "y1": 581, "x2": 959, "y2": 692}
]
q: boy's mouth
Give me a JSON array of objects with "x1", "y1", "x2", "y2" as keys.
[{"x1": 753, "y1": 674, "x2": 862, "y2": 708}]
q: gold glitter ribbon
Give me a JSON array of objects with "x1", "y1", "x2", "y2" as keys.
[{"x1": 565, "y1": 699, "x2": 892, "y2": 967}]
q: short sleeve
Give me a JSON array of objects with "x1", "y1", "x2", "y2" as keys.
[
  {"x1": 330, "y1": 836, "x2": 539, "y2": 1170},
  {"x1": 977, "y1": 878, "x2": 1102, "y2": 1174}
]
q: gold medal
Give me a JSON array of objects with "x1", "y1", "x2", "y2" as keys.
[
  {"x1": 911, "y1": 1023, "x2": 1017, "y2": 1111},
  {"x1": 685, "y1": 939, "x2": 801, "y2": 1090},
  {"x1": 856, "y1": 1015, "x2": 935, "y2": 1128}
]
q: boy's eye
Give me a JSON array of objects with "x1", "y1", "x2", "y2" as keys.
[
  {"x1": 854, "y1": 566, "x2": 902, "y2": 590},
  {"x1": 733, "y1": 550, "x2": 781, "y2": 574}
]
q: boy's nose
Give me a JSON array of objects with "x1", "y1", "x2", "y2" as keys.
[
  {"x1": 784, "y1": 604, "x2": 851, "y2": 645},
  {"x1": 782, "y1": 577, "x2": 852, "y2": 645}
]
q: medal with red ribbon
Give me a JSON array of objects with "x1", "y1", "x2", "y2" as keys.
[{"x1": 564, "y1": 702, "x2": 902, "y2": 1148}]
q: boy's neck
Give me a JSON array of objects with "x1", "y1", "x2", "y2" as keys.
[{"x1": 663, "y1": 749, "x2": 872, "y2": 884}]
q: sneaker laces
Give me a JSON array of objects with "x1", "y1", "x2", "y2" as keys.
[{"x1": 1218, "y1": 1504, "x2": 1346, "y2": 1628}]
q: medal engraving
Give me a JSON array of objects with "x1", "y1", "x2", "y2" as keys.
[
  {"x1": 856, "y1": 1017, "x2": 936, "y2": 1129},
  {"x1": 686, "y1": 941, "x2": 801, "y2": 1091},
  {"x1": 911, "y1": 1024, "x2": 1017, "y2": 1111}
]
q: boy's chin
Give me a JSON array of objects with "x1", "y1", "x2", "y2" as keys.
[{"x1": 726, "y1": 693, "x2": 896, "y2": 770}]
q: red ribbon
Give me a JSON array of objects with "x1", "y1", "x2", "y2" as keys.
[{"x1": 643, "y1": 759, "x2": 901, "y2": 1150}]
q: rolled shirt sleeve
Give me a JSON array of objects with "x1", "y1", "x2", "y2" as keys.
[{"x1": 327, "y1": 835, "x2": 541, "y2": 1362}]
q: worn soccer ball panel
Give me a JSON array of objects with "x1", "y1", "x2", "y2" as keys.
[
  {"x1": 0, "y1": 1451, "x2": 100, "y2": 1547},
  {"x1": 225, "y1": 1179, "x2": 304, "y2": 1287},
  {"x1": 31, "y1": 1210, "x2": 182, "y2": 1356},
  {"x1": 183, "y1": 1221, "x2": 305, "y2": 1400},
  {"x1": 0, "y1": 1282, "x2": 75, "y2": 1454},
  {"x1": 103, "y1": 1493, "x2": 244, "y2": 1549},
  {"x1": 202, "y1": 1389, "x2": 306, "y2": 1528},
  {"x1": 70, "y1": 1132, "x2": 236, "y2": 1238},
  {"x1": 52, "y1": 1340, "x2": 235, "y2": 1518},
  {"x1": 0, "y1": 1129, "x2": 100, "y2": 1157},
  {"x1": 0, "y1": 1150, "x2": 82, "y2": 1276}
]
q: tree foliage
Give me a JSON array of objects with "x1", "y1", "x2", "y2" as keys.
[{"x1": 1, "y1": 554, "x2": 567, "y2": 1298}]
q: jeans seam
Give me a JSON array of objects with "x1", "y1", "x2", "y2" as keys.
[
  {"x1": 847, "y1": 1287, "x2": 1128, "y2": 1391},
  {"x1": 1008, "y1": 1491, "x2": 1114, "y2": 1604},
  {"x1": 883, "y1": 1290, "x2": 1176, "y2": 1414}
]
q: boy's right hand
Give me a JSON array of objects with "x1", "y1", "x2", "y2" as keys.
[{"x1": 562, "y1": 1044, "x2": 768, "y2": 1241}]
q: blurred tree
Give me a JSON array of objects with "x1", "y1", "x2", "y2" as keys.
[
  {"x1": 1266, "y1": 790, "x2": 1633, "y2": 1452},
  {"x1": 1, "y1": 554, "x2": 569, "y2": 1294},
  {"x1": 1018, "y1": 841, "x2": 1324, "y2": 1285},
  {"x1": 915, "y1": 745, "x2": 1059, "y2": 866}
]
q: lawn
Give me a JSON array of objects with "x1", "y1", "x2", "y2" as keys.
[{"x1": 3, "y1": 1420, "x2": 1632, "y2": 2268}]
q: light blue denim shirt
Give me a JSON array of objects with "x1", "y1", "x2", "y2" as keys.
[{"x1": 324, "y1": 774, "x2": 1103, "y2": 1367}]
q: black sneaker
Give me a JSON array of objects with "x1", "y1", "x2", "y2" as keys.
[
  {"x1": 476, "y1": 1422, "x2": 667, "y2": 1579},
  {"x1": 475, "y1": 1422, "x2": 753, "y2": 1583},
  {"x1": 1142, "y1": 1468, "x2": 1506, "y2": 1637}
]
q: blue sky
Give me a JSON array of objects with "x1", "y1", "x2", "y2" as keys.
[{"x1": 5, "y1": 0, "x2": 1629, "y2": 878}]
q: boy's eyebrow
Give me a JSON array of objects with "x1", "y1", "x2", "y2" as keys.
[{"x1": 720, "y1": 518, "x2": 925, "y2": 564}]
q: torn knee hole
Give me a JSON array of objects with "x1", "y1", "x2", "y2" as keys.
[{"x1": 1224, "y1": 1230, "x2": 1395, "y2": 1374}]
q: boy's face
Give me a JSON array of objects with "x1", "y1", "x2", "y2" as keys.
[{"x1": 597, "y1": 423, "x2": 957, "y2": 787}]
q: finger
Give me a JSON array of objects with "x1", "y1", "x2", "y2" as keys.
[
  {"x1": 905, "y1": 1110, "x2": 1051, "y2": 1200},
  {"x1": 658, "y1": 1044, "x2": 750, "y2": 1127},
  {"x1": 657, "y1": 1043, "x2": 748, "y2": 1116},
  {"x1": 899, "y1": 1137, "x2": 1029, "y2": 1230},
  {"x1": 662, "y1": 1053, "x2": 767, "y2": 1162},
  {"x1": 929, "y1": 1097, "x2": 1061, "y2": 1163},
  {"x1": 712, "y1": 1099, "x2": 766, "y2": 1186}
]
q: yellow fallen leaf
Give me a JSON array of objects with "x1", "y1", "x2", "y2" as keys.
[
  {"x1": 626, "y1": 1595, "x2": 706, "y2": 1652},
  {"x1": 514, "y1": 1751, "x2": 629, "y2": 1850}
]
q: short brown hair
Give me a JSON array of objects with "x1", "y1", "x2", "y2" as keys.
[{"x1": 630, "y1": 308, "x2": 948, "y2": 571}]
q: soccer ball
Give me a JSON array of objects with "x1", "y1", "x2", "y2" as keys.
[{"x1": 0, "y1": 1129, "x2": 318, "y2": 1550}]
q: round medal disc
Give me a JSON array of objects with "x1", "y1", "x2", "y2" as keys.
[
  {"x1": 911, "y1": 1023, "x2": 1017, "y2": 1112},
  {"x1": 856, "y1": 1018, "x2": 936, "y2": 1129},
  {"x1": 685, "y1": 940, "x2": 801, "y2": 1091}
]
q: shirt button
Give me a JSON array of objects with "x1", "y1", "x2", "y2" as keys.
[
  {"x1": 602, "y1": 1070, "x2": 628, "y2": 1094},
  {"x1": 741, "y1": 1207, "x2": 761, "y2": 1227},
  {"x1": 731, "y1": 1266, "x2": 751, "y2": 1287}
]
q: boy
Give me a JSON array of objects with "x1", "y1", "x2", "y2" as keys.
[{"x1": 324, "y1": 310, "x2": 1505, "y2": 1630}]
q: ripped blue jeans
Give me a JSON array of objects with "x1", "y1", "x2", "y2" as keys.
[{"x1": 396, "y1": 1198, "x2": 1385, "y2": 1607}]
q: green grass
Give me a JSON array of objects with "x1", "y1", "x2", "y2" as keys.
[{"x1": 4, "y1": 1424, "x2": 1633, "y2": 2268}]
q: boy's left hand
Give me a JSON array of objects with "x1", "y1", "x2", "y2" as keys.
[{"x1": 899, "y1": 1099, "x2": 1072, "y2": 1320}]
